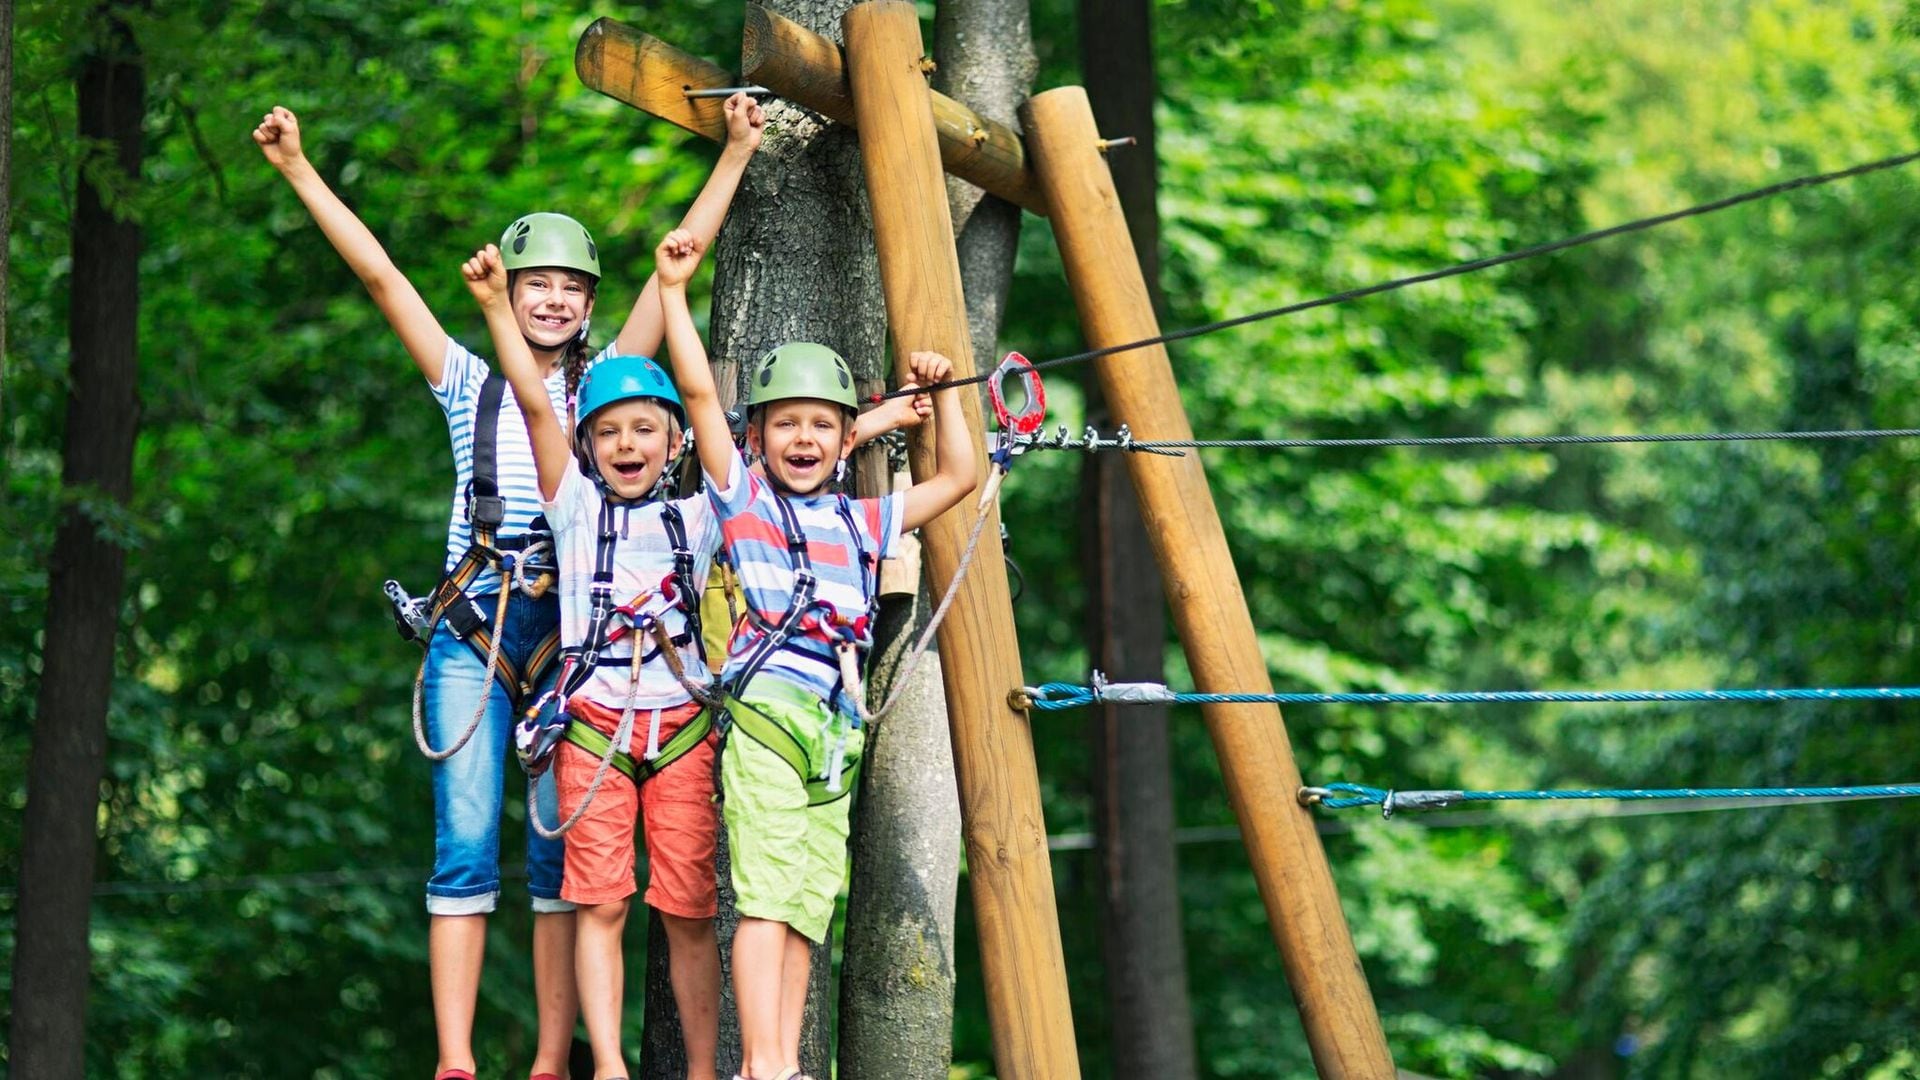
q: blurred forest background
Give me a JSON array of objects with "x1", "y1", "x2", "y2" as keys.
[{"x1": 7, "y1": 0, "x2": 1920, "y2": 1076}]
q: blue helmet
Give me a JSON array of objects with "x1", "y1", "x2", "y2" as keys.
[{"x1": 575, "y1": 354, "x2": 684, "y2": 434}]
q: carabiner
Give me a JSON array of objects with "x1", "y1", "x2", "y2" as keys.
[{"x1": 988, "y1": 351, "x2": 1047, "y2": 436}]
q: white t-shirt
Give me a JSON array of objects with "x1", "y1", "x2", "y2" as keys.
[
  {"x1": 543, "y1": 465, "x2": 721, "y2": 712},
  {"x1": 430, "y1": 338, "x2": 611, "y2": 596}
]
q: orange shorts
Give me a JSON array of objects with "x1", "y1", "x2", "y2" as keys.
[{"x1": 555, "y1": 697, "x2": 719, "y2": 917}]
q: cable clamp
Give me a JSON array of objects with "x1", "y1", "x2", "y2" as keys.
[
  {"x1": 1087, "y1": 670, "x2": 1179, "y2": 705},
  {"x1": 1379, "y1": 789, "x2": 1465, "y2": 819}
]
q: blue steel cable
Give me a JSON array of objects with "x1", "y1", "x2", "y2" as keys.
[
  {"x1": 1302, "y1": 781, "x2": 1920, "y2": 817},
  {"x1": 1023, "y1": 680, "x2": 1920, "y2": 711}
]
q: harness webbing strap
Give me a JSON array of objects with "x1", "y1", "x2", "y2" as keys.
[
  {"x1": 467, "y1": 372, "x2": 508, "y2": 532},
  {"x1": 562, "y1": 707, "x2": 713, "y2": 785},
  {"x1": 727, "y1": 492, "x2": 819, "y2": 701},
  {"x1": 410, "y1": 373, "x2": 562, "y2": 761},
  {"x1": 724, "y1": 697, "x2": 856, "y2": 807},
  {"x1": 661, "y1": 502, "x2": 703, "y2": 653},
  {"x1": 522, "y1": 629, "x2": 563, "y2": 699},
  {"x1": 567, "y1": 499, "x2": 622, "y2": 701}
]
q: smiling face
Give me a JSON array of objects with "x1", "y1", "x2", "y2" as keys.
[
  {"x1": 585, "y1": 398, "x2": 681, "y2": 500},
  {"x1": 749, "y1": 398, "x2": 856, "y2": 496},
  {"x1": 512, "y1": 266, "x2": 596, "y2": 353}
]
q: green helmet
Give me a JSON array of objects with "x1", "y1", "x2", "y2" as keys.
[
  {"x1": 746, "y1": 342, "x2": 858, "y2": 413},
  {"x1": 498, "y1": 212, "x2": 601, "y2": 280}
]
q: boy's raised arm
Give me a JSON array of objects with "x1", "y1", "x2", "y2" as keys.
[
  {"x1": 254, "y1": 106, "x2": 449, "y2": 385},
  {"x1": 850, "y1": 384, "x2": 930, "y2": 449},
  {"x1": 614, "y1": 93, "x2": 766, "y2": 359},
  {"x1": 898, "y1": 352, "x2": 980, "y2": 533},
  {"x1": 655, "y1": 230, "x2": 736, "y2": 485},
  {"x1": 463, "y1": 244, "x2": 572, "y2": 501}
]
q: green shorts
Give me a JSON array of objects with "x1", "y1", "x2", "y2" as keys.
[{"x1": 721, "y1": 682, "x2": 865, "y2": 943}]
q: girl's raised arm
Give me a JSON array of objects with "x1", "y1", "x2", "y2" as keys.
[
  {"x1": 254, "y1": 106, "x2": 449, "y2": 385},
  {"x1": 613, "y1": 93, "x2": 766, "y2": 359}
]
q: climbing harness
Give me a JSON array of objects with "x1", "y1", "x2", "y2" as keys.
[
  {"x1": 714, "y1": 485, "x2": 878, "y2": 804},
  {"x1": 516, "y1": 495, "x2": 717, "y2": 837},
  {"x1": 394, "y1": 372, "x2": 563, "y2": 762},
  {"x1": 515, "y1": 498, "x2": 712, "y2": 776}
]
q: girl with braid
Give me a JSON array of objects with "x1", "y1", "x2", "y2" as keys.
[{"x1": 253, "y1": 94, "x2": 765, "y2": 1080}]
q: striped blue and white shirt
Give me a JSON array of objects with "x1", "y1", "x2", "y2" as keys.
[
  {"x1": 430, "y1": 338, "x2": 611, "y2": 596},
  {"x1": 707, "y1": 447, "x2": 904, "y2": 718}
]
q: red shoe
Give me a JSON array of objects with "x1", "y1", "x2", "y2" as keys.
[{"x1": 435, "y1": 1072, "x2": 476, "y2": 1080}]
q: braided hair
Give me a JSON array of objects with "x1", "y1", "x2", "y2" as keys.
[{"x1": 561, "y1": 335, "x2": 594, "y2": 433}]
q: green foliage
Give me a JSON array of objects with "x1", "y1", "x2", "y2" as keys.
[{"x1": 7, "y1": 0, "x2": 1920, "y2": 1076}]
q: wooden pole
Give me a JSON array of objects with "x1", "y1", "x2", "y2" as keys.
[
  {"x1": 842, "y1": 4, "x2": 1080, "y2": 1077},
  {"x1": 1021, "y1": 86, "x2": 1396, "y2": 1079},
  {"x1": 574, "y1": 18, "x2": 744, "y2": 143},
  {"x1": 745, "y1": 2, "x2": 1047, "y2": 215}
]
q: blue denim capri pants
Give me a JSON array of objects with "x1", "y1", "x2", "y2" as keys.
[{"x1": 421, "y1": 589, "x2": 571, "y2": 915}]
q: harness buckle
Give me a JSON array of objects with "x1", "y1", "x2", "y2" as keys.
[
  {"x1": 442, "y1": 594, "x2": 487, "y2": 641},
  {"x1": 468, "y1": 493, "x2": 506, "y2": 531}
]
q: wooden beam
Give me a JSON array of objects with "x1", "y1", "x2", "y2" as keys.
[
  {"x1": 574, "y1": 17, "x2": 738, "y2": 143},
  {"x1": 842, "y1": 3, "x2": 1080, "y2": 1078},
  {"x1": 1021, "y1": 85, "x2": 1397, "y2": 1079},
  {"x1": 745, "y1": 2, "x2": 1047, "y2": 215}
]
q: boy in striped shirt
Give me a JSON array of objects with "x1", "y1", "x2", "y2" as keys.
[{"x1": 655, "y1": 228, "x2": 976, "y2": 1080}]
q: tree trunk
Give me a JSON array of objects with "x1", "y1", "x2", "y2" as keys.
[
  {"x1": 935, "y1": 0, "x2": 1037, "y2": 365},
  {"x1": 2, "y1": 0, "x2": 12, "y2": 403},
  {"x1": 641, "y1": 2, "x2": 884, "y2": 1074},
  {"x1": 1079, "y1": 0, "x2": 1198, "y2": 1075},
  {"x1": 7, "y1": 6, "x2": 144, "y2": 1076}
]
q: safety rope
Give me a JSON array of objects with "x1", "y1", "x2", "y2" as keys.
[
  {"x1": 1044, "y1": 427, "x2": 1920, "y2": 452},
  {"x1": 648, "y1": 616, "x2": 719, "y2": 707},
  {"x1": 411, "y1": 541, "x2": 553, "y2": 761},
  {"x1": 1301, "y1": 780, "x2": 1920, "y2": 817},
  {"x1": 859, "y1": 499, "x2": 997, "y2": 725},
  {"x1": 1022, "y1": 674, "x2": 1920, "y2": 711},
  {"x1": 528, "y1": 650, "x2": 642, "y2": 841},
  {"x1": 877, "y1": 148, "x2": 1920, "y2": 402}
]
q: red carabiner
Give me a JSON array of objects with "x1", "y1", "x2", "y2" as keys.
[{"x1": 989, "y1": 352, "x2": 1047, "y2": 436}]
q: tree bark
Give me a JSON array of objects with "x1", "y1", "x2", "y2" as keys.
[
  {"x1": 7, "y1": 5, "x2": 144, "y2": 1076},
  {"x1": 2, "y1": 0, "x2": 12, "y2": 408},
  {"x1": 641, "y1": 2, "x2": 883, "y2": 1075},
  {"x1": 1079, "y1": 0, "x2": 1197, "y2": 1075},
  {"x1": 935, "y1": 0, "x2": 1037, "y2": 367},
  {"x1": 836, "y1": 577, "x2": 959, "y2": 1080}
]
